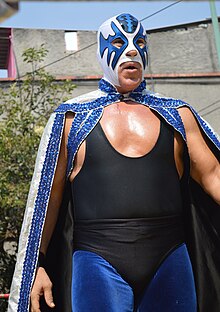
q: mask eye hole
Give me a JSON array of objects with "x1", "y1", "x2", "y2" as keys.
[
  {"x1": 111, "y1": 38, "x2": 125, "y2": 49},
  {"x1": 136, "y1": 38, "x2": 147, "y2": 49}
]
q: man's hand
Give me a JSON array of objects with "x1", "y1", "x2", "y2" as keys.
[{"x1": 30, "y1": 267, "x2": 55, "y2": 312}]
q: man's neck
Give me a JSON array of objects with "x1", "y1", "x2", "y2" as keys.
[{"x1": 98, "y1": 78, "x2": 146, "y2": 95}]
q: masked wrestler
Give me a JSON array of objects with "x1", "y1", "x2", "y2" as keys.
[{"x1": 8, "y1": 13, "x2": 220, "y2": 312}]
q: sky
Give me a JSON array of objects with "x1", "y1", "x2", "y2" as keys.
[
  {"x1": 0, "y1": 1, "x2": 219, "y2": 78},
  {"x1": 1, "y1": 1, "x2": 220, "y2": 31}
]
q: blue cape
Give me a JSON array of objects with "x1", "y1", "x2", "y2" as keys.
[{"x1": 8, "y1": 79, "x2": 220, "y2": 312}]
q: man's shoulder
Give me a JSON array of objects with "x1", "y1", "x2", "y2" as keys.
[
  {"x1": 65, "y1": 89, "x2": 105, "y2": 105},
  {"x1": 145, "y1": 90, "x2": 188, "y2": 109}
]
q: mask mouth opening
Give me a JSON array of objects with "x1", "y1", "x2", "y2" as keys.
[
  {"x1": 121, "y1": 62, "x2": 140, "y2": 70},
  {"x1": 124, "y1": 65, "x2": 138, "y2": 70}
]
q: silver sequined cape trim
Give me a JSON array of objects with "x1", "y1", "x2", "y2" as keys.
[{"x1": 8, "y1": 85, "x2": 220, "y2": 311}]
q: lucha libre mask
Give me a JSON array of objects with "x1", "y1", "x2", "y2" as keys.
[{"x1": 97, "y1": 13, "x2": 148, "y2": 87}]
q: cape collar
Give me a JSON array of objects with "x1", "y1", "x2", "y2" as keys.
[
  {"x1": 98, "y1": 78, "x2": 147, "y2": 100},
  {"x1": 55, "y1": 79, "x2": 147, "y2": 114}
]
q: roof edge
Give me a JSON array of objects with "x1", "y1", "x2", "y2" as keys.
[{"x1": 1, "y1": 72, "x2": 220, "y2": 82}]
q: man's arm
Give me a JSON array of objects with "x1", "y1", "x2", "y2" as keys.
[
  {"x1": 178, "y1": 106, "x2": 220, "y2": 205},
  {"x1": 30, "y1": 112, "x2": 74, "y2": 312}
]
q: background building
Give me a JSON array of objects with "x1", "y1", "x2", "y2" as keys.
[{"x1": 0, "y1": 17, "x2": 220, "y2": 133}]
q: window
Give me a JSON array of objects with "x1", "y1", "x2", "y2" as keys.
[
  {"x1": 0, "y1": 28, "x2": 16, "y2": 78},
  {"x1": 65, "y1": 31, "x2": 78, "y2": 52}
]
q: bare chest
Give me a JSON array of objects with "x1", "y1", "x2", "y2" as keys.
[
  {"x1": 69, "y1": 101, "x2": 184, "y2": 182},
  {"x1": 100, "y1": 101, "x2": 161, "y2": 157}
]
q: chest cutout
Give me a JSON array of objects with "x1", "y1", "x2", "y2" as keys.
[
  {"x1": 69, "y1": 101, "x2": 184, "y2": 182},
  {"x1": 100, "y1": 101, "x2": 161, "y2": 158}
]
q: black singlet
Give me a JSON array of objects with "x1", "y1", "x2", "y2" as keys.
[
  {"x1": 71, "y1": 117, "x2": 185, "y2": 301},
  {"x1": 72, "y1": 119, "x2": 183, "y2": 219}
]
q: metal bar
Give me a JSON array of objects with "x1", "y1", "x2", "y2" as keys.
[{"x1": 209, "y1": 0, "x2": 220, "y2": 69}]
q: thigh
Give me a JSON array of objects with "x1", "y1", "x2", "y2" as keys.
[
  {"x1": 137, "y1": 244, "x2": 197, "y2": 312},
  {"x1": 72, "y1": 250, "x2": 134, "y2": 312}
]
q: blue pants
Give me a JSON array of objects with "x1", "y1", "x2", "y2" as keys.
[{"x1": 71, "y1": 244, "x2": 197, "y2": 312}]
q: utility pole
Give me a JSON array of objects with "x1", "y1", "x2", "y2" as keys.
[{"x1": 209, "y1": 0, "x2": 220, "y2": 69}]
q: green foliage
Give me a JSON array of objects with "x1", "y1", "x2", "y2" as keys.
[{"x1": 0, "y1": 44, "x2": 76, "y2": 301}]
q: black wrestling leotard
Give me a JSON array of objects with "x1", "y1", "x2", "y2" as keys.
[{"x1": 71, "y1": 117, "x2": 185, "y2": 300}]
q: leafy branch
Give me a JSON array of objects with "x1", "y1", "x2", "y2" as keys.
[{"x1": 0, "y1": 44, "x2": 76, "y2": 305}]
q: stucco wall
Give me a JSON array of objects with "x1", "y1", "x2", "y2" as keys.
[
  {"x1": 7, "y1": 20, "x2": 220, "y2": 134},
  {"x1": 13, "y1": 28, "x2": 100, "y2": 77},
  {"x1": 12, "y1": 20, "x2": 220, "y2": 77},
  {"x1": 148, "y1": 23, "x2": 219, "y2": 74}
]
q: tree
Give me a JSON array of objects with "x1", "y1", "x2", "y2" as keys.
[{"x1": 0, "y1": 44, "x2": 76, "y2": 310}]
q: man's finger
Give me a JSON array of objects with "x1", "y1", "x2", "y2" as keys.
[
  {"x1": 44, "y1": 286, "x2": 55, "y2": 308},
  {"x1": 30, "y1": 293, "x2": 41, "y2": 312}
]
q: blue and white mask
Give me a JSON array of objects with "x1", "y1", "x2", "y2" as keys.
[{"x1": 97, "y1": 13, "x2": 148, "y2": 87}]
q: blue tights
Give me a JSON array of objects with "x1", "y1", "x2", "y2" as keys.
[{"x1": 71, "y1": 244, "x2": 197, "y2": 312}]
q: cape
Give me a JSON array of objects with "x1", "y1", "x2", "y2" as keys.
[{"x1": 8, "y1": 79, "x2": 220, "y2": 312}]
